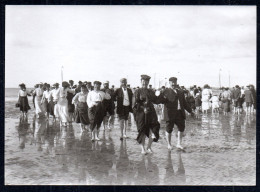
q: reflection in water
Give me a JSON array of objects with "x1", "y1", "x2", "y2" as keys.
[
  {"x1": 232, "y1": 116, "x2": 242, "y2": 145},
  {"x1": 164, "y1": 151, "x2": 186, "y2": 185},
  {"x1": 11, "y1": 111, "x2": 256, "y2": 185},
  {"x1": 17, "y1": 117, "x2": 30, "y2": 150}
]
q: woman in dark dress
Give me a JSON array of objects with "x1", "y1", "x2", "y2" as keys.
[
  {"x1": 67, "y1": 87, "x2": 76, "y2": 123},
  {"x1": 72, "y1": 85, "x2": 90, "y2": 131},
  {"x1": 133, "y1": 75, "x2": 163, "y2": 154},
  {"x1": 17, "y1": 83, "x2": 31, "y2": 119}
]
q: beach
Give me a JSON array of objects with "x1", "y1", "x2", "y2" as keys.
[{"x1": 4, "y1": 88, "x2": 256, "y2": 185}]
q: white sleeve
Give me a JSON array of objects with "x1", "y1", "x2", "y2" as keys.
[
  {"x1": 54, "y1": 89, "x2": 60, "y2": 102},
  {"x1": 72, "y1": 93, "x2": 79, "y2": 105},
  {"x1": 67, "y1": 88, "x2": 75, "y2": 94},
  {"x1": 87, "y1": 92, "x2": 95, "y2": 108}
]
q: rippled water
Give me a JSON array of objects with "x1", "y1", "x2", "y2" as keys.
[{"x1": 5, "y1": 100, "x2": 256, "y2": 185}]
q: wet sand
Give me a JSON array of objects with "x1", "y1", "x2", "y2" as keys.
[{"x1": 5, "y1": 100, "x2": 256, "y2": 185}]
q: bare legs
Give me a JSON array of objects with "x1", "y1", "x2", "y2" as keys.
[
  {"x1": 176, "y1": 131, "x2": 184, "y2": 150},
  {"x1": 91, "y1": 127, "x2": 100, "y2": 141},
  {"x1": 120, "y1": 119, "x2": 128, "y2": 140}
]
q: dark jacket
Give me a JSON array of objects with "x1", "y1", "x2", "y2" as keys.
[
  {"x1": 162, "y1": 88, "x2": 192, "y2": 121},
  {"x1": 114, "y1": 87, "x2": 133, "y2": 114}
]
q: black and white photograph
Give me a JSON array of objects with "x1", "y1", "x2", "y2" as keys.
[{"x1": 4, "y1": 5, "x2": 256, "y2": 185}]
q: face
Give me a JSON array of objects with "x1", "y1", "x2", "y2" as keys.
[
  {"x1": 94, "y1": 83, "x2": 101, "y2": 90},
  {"x1": 169, "y1": 80, "x2": 177, "y2": 87},
  {"x1": 104, "y1": 83, "x2": 109, "y2": 89},
  {"x1": 141, "y1": 79, "x2": 149, "y2": 88},
  {"x1": 121, "y1": 81, "x2": 127, "y2": 87},
  {"x1": 81, "y1": 87, "x2": 87, "y2": 93},
  {"x1": 69, "y1": 81, "x2": 74, "y2": 86}
]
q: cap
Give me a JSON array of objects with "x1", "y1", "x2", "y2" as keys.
[
  {"x1": 62, "y1": 81, "x2": 69, "y2": 87},
  {"x1": 169, "y1": 77, "x2": 177, "y2": 82},
  {"x1": 104, "y1": 81, "x2": 109, "y2": 84},
  {"x1": 120, "y1": 78, "x2": 127, "y2": 83},
  {"x1": 78, "y1": 81, "x2": 82, "y2": 84},
  {"x1": 94, "y1": 81, "x2": 101, "y2": 85},
  {"x1": 141, "y1": 75, "x2": 151, "y2": 81}
]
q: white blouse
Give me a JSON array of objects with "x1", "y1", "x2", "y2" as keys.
[
  {"x1": 18, "y1": 90, "x2": 30, "y2": 97},
  {"x1": 87, "y1": 90, "x2": 111, "y2": 108},
  {"x1": 33, "y1": 88, "x2": 44, "y2": 97},
  {"x1": 72, "y1": 92, "x2": 88, "y2": 104},
  {"x1": 55, "y1": 87, "x2": 75, "y2": 100},
  {"x1": 41, "y1": 90, "x2": 51, "y2": 103}
]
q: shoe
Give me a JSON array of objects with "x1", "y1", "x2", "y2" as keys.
[{"x1": 123, "y1": 134, "x2": 127, "y2": 138}]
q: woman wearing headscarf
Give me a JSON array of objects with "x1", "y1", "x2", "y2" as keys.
[
  {"x1": 17, "y1": 83, "x2": 31, "y2": 119},
  {"x1": 133, "y1": 75, "x2": 164, "y2": 154},
  {"x1": 54, "y1": 81, "x2": 75, "y2": 126},
  {"x1": 72, "y1": 84, "x2": 90, "y2": 131}
]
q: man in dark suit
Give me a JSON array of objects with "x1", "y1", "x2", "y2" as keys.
[
  {"x1": 162, "y1": 77, "x2": 194, "y2": 150},
  {"x1": 114, "y1": 78, "x2": 133, "y2": 140}
]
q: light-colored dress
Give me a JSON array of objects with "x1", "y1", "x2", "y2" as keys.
[
  {"x1": 209, "y1": 96, "x2": 219, "y2": 109},
  {"x1": 54, "y1": 87, "x2": 75, "y2": 123},
  {"x1": 201, "y1": 88, "x2": 212, "y2": 111},
  {"x1": 33, "y1": 88, "x2": 45, "y2": 116}
]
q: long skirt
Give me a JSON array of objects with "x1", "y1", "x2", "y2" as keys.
[
  {"x1": 88, "y1": 102, "x2": 104, "y2": 131},
  {"x1": 49, "y1": 100, "x2": 55, "y2": 116},
  {"x1": 34, "y1": 96, "x2": 45, "y2": 116},
  {"x1": 202, "y1": 101, "x2": 210, "y2": 111},
  {"x1": 19, "y1": 96, "x2": 31, "y2": 113},
  {"x1": 75, "y1": 102, "x2": 90, "y2": 125},
  {"x1": 67, "y1": 92, "x2": 75, "y2": 113},
  {"x1": 135, "y1": 106, "x2": 160, "y2": 144},
  {"x1": 222, "y1": 98, "x2": 230, "y2": 112},
  {"x1": 54, "y1": 98, "x2": 69, "y2": 123}
]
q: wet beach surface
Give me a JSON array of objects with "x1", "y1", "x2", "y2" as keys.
[{"x1": 5, "y1": 100, "x2": 256, "y2": 185}]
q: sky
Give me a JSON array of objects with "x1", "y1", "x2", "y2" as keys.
[{"x1": 5, "y1": 6, "x2": 256, "y2": 88}]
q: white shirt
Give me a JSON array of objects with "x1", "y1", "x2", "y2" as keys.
[
  {"x1": 42, "y1": 90, "x2": 51, "y2": 103},
  {"x1": 87, "y1": 90, "x2": 111, "y2": 108},
  {"x1": 122, "y1": 87, "x2": 130, "y2": 106},
  {"x1": 33, "y1": 88, "x2": 44, "y2": 97},
  {"x1": 72, "y1": 92, "x2": 88, "y2": 104},
  {"x1": 55, "y1": 87, "x2": 75, "y2": 100},
  {"x1": 49, "y1": 89, "x2": 59, "y2": 102},
  {"x1": 18, "y1": 89, "x2": 30, "y2": 97}
]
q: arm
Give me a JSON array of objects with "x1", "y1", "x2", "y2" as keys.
[
  {"x1": 182, "y1": 93, "x2": 192, "y2": 113},
  {"x1": 87, "y1": 92, "x2": 95, "y2": 108},
  {"x1": 72, "y1": 93, "x2": 79, "y2": 105}
]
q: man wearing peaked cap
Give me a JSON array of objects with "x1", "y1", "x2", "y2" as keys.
[
  {"x1": 133, "y1": 74, "x2": 164, "y2": 154},
  {"x1": 141, "y1": 74, "x2": 151, "y2": 81},
  {"x1": 162, "y1": 76, "x2": 194, "y2": 151},
  {"x1": 114, "y1": 77, "x2": 133, "y2": 140},
  {"x1": 101, "y1": 80, "x2": 115, "y2": 130}
]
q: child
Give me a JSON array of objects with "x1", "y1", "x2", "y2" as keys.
[{"x1": 210, "y1": 95, "x2": 219, "y2": 113}]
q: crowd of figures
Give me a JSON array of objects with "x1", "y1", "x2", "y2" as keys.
[{"x1": 17, "y1": 75, "x2": 256, "y2": 154}]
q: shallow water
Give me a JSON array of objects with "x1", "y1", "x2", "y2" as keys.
[{"x1": 5, "y1": 100, "x2": 256, "y2": 185}]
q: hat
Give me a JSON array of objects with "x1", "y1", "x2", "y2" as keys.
[
  {"x1": 120, "y1": 78, "x2": 127, "y2": 83},
  {"x1": 87, "y1": 82, "x2": 92, "y2": 85},
  {"x1": 78, "y1": 81, "x2": 82, "y2": 84},
  {"x1": 169, "y1": 77, "x2": 177, "y2": 82},
  {"x1": 62, "y1": 81, "x2": 69, "y2": 87},
  {"x1": 204, "y1": 84, "x2": 210, "y2": 89},
  {"x1": 19, "y1": 83, "x2": 25, "y2": 87},
  {"x1": 83, "y1": 81, "x2": 88, "y2": 84},
  {"x1": 141, "y1": 75, "x2": 151, "y2": 81},
  {"x1": 104, "y1": 81, "x2": 109, "y2": 84},
  {"x1": 93, "y1": 81, "x2": 101, "y2": 85},
  {"x1": 235, "y1": 85, "x2": 239, "y2": 88},
  {"x1": 53, "y1": 83, "x2": 59, "y2": 87},
  {"x1": 69, "y1": 80, "x2": 74, "y2": 83}
]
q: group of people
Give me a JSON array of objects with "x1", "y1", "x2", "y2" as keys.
[{"x1": 17, "y1": 75, "x2": 256, "y2": 154}]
